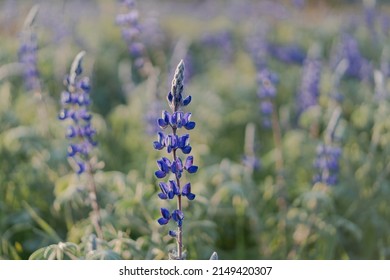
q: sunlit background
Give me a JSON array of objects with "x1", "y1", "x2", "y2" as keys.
[{"x1": 1, "y1": 0, "x2": 390, "y2": 260}]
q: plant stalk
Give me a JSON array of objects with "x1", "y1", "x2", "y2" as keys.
[{"x1": 86, "y1": 161, "x2": 103, "y2": 240}]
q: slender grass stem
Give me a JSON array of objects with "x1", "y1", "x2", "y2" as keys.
[
  {"x1": 271, "y1": 102, "x2": 288, "y2": 258},
  {"x1": 86, "y1": 161, "x2": 103, "y2": 240}
]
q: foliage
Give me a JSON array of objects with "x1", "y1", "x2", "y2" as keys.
[{"x1": 1, "y1": 0, "x2": 390, "y2": 260}]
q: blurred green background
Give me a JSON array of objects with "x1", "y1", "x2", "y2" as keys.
[{"x1": 2, "y1": 0, "x2": 390, "y2": 260}]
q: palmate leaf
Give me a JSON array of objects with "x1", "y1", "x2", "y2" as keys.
[
  {"x1": 209, "y1": 251, "x2": 218, "y2": 260},
  {"x1": 85, "y1": 250, "x2": 121, "y2": 260},
  {"x1": 29, "y1": 242, "x2": 80, "y2": 260},
  {"x1": 28, "y1": 247, "x2": 46, "y2": 260}
]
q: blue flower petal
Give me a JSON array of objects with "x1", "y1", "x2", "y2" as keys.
[
  {"x1": 155, "y1": 170, "x2": 166, "y2": 178},
  {"x1": 172, "y1": 209, "x2": 184, "y2": 221},
  {"x1": 157, "y1": 217, "x2": 169, "y2": 225},
  {"x1": 170, "y1": 112, "x2": 178, "y2": 127},
  {"x1": 153, "y1": 141, "x2": 164, "y2": 150},
  {"x1": 181, "y1": 146, "x2": 192, "y2": 154},
  {"x1": 158, "y1": 118, "x2": 168, "y2": 129},
  {"x1": 167, "y1": 190, "x2": 174, "y2": 199},
  {"x1": 187, "y1": 166, "x2": 198, "y2": 173},
  {"x1": 186, "y1": 193, "x2": 196, "y2": 200},
  {"x1": 184, "y1": 121, "x2": 196, "y2": 130},
  {"x1": 169, "y1": 180, "x2": 180, "y2": 196},
  {"x1": 163, "y1": 111, "x2": 170, "y2": 124},
  {"x1": 76, "y1": 162, "x2": 85, "y2": 174},
  {"x1": 67, "y1": 144, "x2": 79, "y2": 157},
  {"x1": 183, "y1": 95, "x2": 192, "y2": 106},
  {"x1": 182, "y1": 182, "x2": 191, "y2": 195},
  {"x1": 158, "y1": 193, "x2": 168, "y2": 199},
  {"x1": 167, "y1": 91, "x2": 174, "y2": 103},
  {"x1": 161, "y1": 208, "x2": 171, "y2": 219}
]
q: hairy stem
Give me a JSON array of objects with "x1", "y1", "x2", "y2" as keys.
[
  {"x1": 271, "y1": 104, "x2": 286, "y2": 211},
  {"x1": 172, "y1": 127, "x2": 183, "y2": 259},
  {"x1": 271, "y1": 103, "x2": 287, "y2": 258},
  {"x1": 86, "y1": 161, "x2": 103, "y2": 240}
]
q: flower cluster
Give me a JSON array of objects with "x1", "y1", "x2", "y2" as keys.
[
  {"x1": 296, "y1": 57, "x2": 322, "y2": 114},
  {"x1": 58, "y1": 51, "x2": 97, "y2": 175},
  {"x1": 247, "y1": 31, "x2": 280, "y2": 128},
  {"x1": 116, "y1": 0, "x2": 145, "y2": 69},
  {"x1": 331, "y1": 33, "x2": 371, "y2": 80},
  {"x1": 257, "y1": 69, "x2": 279, "y2": 128},
  {"x1": 247, "y1": 31, "x2": 268, "y2": 72},
  {"x1": 153, "y1": 60, "x2": 197, "y2": 257},
  {"x1": 18, "y1": 8, "x2": 40, "y2": 93},
  {"x1": 313, "y1": 144, "x2": 341, "y2": 186},
  {"x1": 267, "y1": 43, "x2": 306, "y2": 65}
]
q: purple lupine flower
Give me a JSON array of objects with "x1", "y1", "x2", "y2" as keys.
[
  {"x1": 58, "y1": 51, "x2": 104, "y2": 240},
  {"x1": 267, "y1": 43, "x2": 306, "y2": 65},
  {"x1": 153, "y1": 60, "x2": 197, "y2": 259},
  {"x1": 18, "y1": 5, "x2": 40, "y2": 92},
  {"x1": 313, "y1": 144, "x2": 341, "y2": 186},
  {"x1": 296, "y1": 57, "x2": 322, "y2": 114},
  {"x1": 157, "y1": 207, "x2": 171, "y2": 225},
  {"x1": 246, "y1": 30, "x2": 268, "y2": 72},
  {"x1": 116, "y1": 0, "x2": 145, "y2": 69},
  {"x1": 247, "y1": 30, "x2": 280, "y2": 128},
  {"x1": 181, "y1": 182, "x2": 195, "y2": 200},
  {"x1": 363, "y1": 0, "x2": 377, "y2": 39},
  {"x1": 330, "y1": 33, "x2": 371, "y2": 80},
  {"x1": 58, "y1": 51, "x2": 97, "y2": 175},
  {"x1": 257, "y1": 69, "x2": 279, "y2": 128}
]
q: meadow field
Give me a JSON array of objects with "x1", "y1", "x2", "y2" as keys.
[{"x1": 1, "y1": 0, "x2": 390, "y2": 260}]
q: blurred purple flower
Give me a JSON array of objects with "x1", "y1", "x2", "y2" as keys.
[
  {"x1": 331, "y1": 33, "x2": 372, "y2": 80},
  {"x1": 58, "y1": 51, "x2": 97, "y2": 175},
  {"x1": 296, "y1": 58, "x2": 322, "y2": 114},
  {"x1": 116, "y1": 0, "x2": 145, "y2": 69},
  {"x1": 18, "y1": 6, "x2": 41, "y2": 93},
  {"x1": 313, "y1": 144, "x2": 341, "y2": 186},
  {"x1": 267, "y1": 43, "x2": 306, "y2": 65},
  {"x1": 257, "y1": 69, "x2": 279, "y2": 128}
]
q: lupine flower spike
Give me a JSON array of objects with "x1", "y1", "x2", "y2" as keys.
[
  {"x1": 116, "y1": 0, "x2": 153, "y2": 77},
  {"x1": 18, "y1": 5, "x2": 51, "y2": 134},
  {"x1": 116, "y1": 0, "x2": 144, "y2": 68},
  {"x1": 153, "y1": 60, "x2": 197, "y2": 259},
  {"x1": 257, "y1": 69, "x2": 279, "y2": 128},
  {"x1": 58, "y1": 51, "x2": 103, "y2": 239},
  {"x1": 19, "y1": 5, "x2": 41, "y2": 94},
  {"x1": 296, "y1": 56, "x2": 322, "y2": 115}
]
